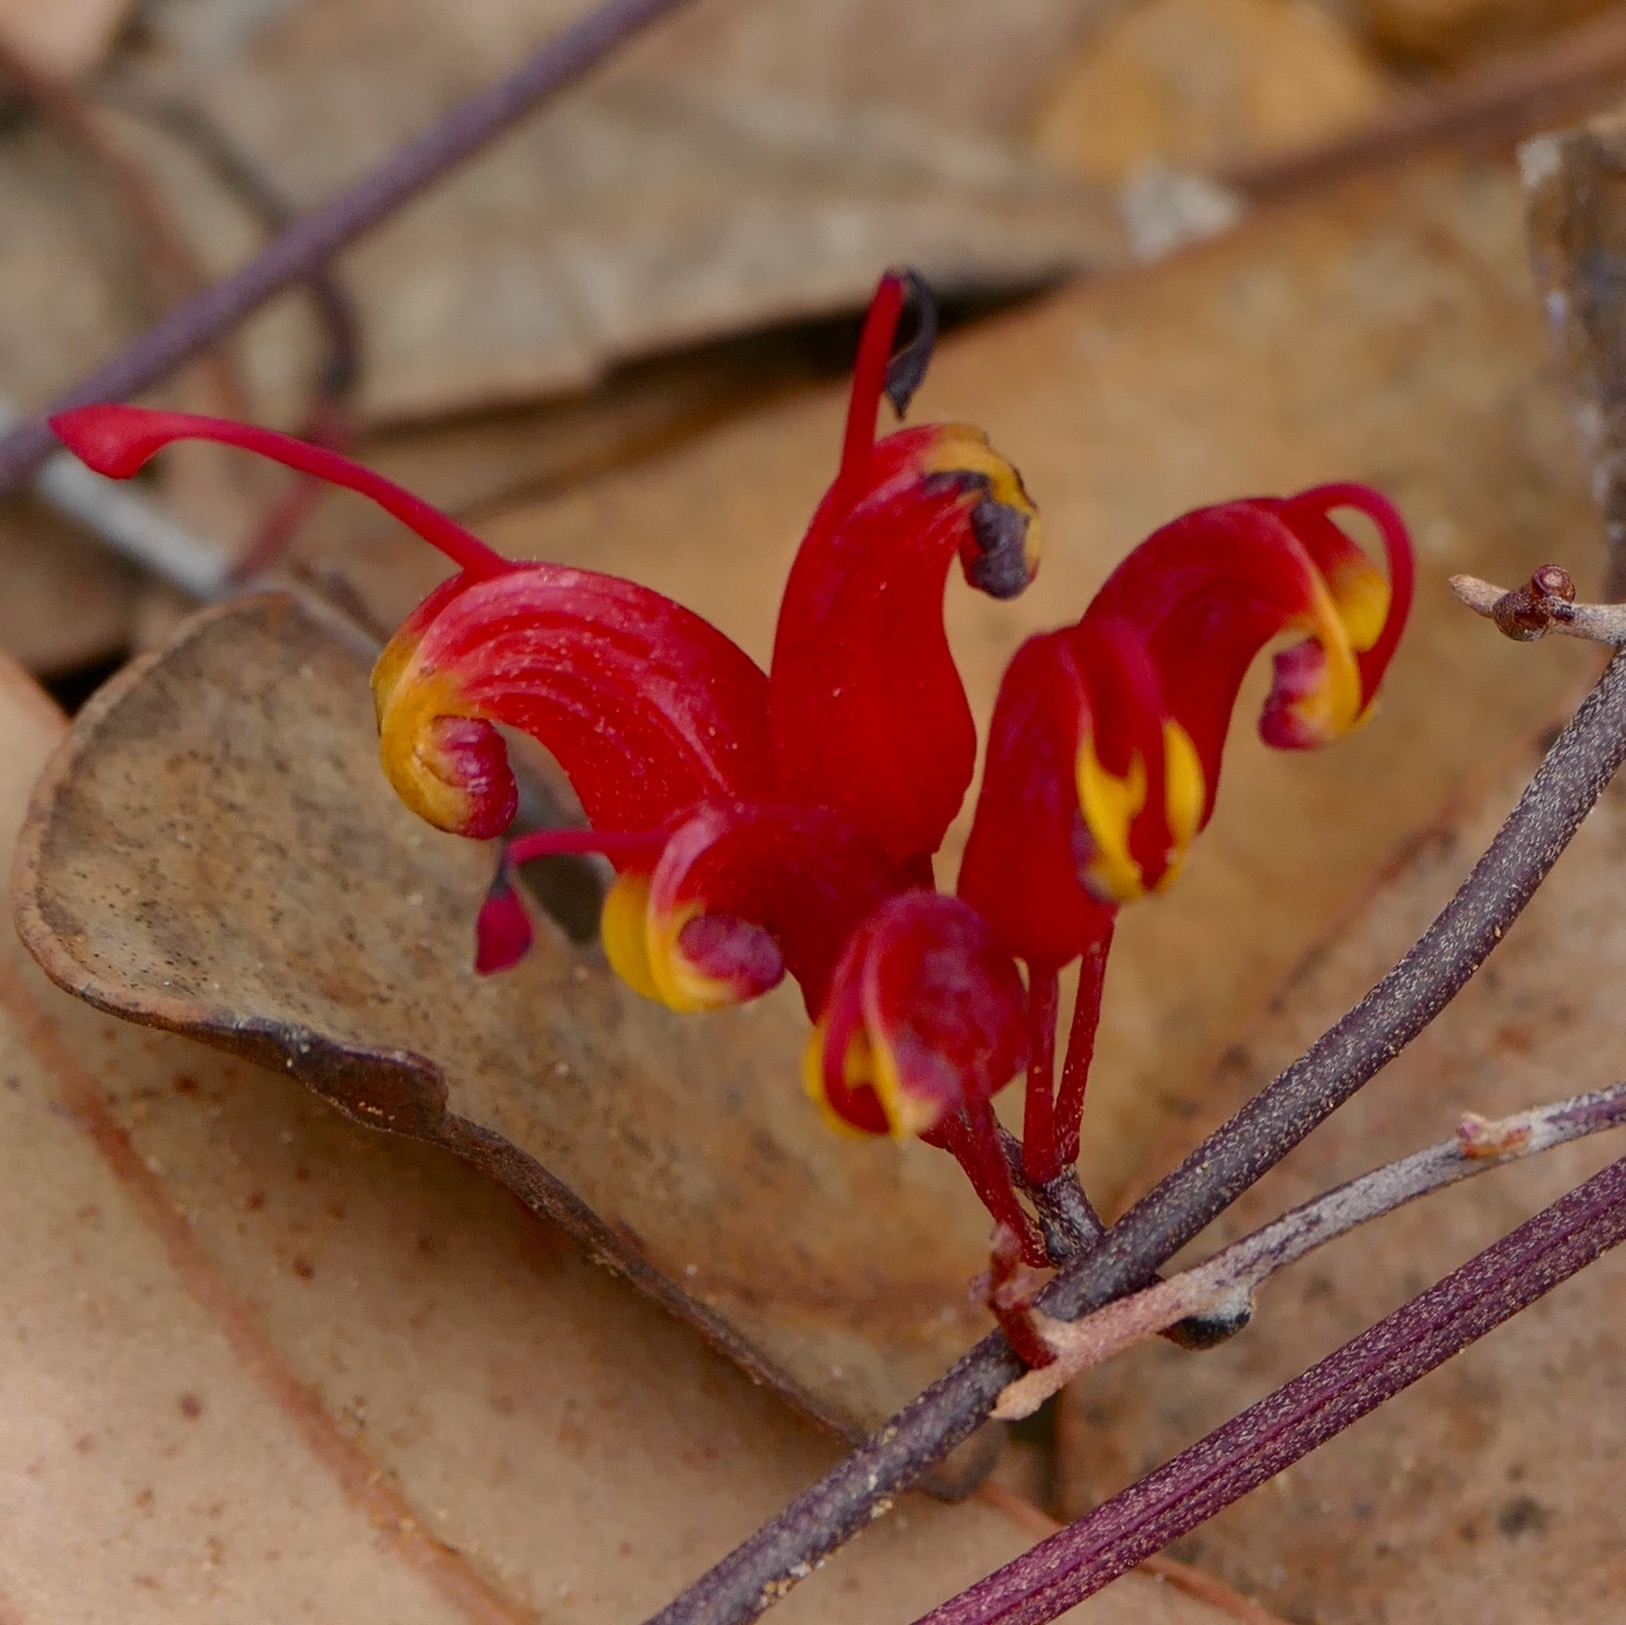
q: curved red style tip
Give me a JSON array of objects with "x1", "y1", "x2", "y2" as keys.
[
  {"x1": 50, "y1": 404, "x2": 513, "y2": 580},
  {"x1": 837, "y1": 270, "x2": 909, "y2": 496}
]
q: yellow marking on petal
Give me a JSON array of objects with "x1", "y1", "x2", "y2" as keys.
[
  {"x1": 645, "y1": 896, "x2": 749, "y2": 1013},
  {"x1": 1075, "y1": 737, "x2": 1148, "y2": 904},
  {"x1": 1153, "y1": 719, "x2": 1206, "y2": 893},
  {"x1": 1281, "y1": 572, "x2": 1368, "y2": 746},
  {"x1": 802, "y1": 1016, "x2": 941, "y2": 1140},
  {"x1": 373, "y1": 660, "x2": 482, "y2": 834},
  {"x1": 601, "y1": 872, "x2": 663, "y2": 1004},
  {"x1": 1163, "y1": 721, "x2": 1205, "y2": 850},
  {"x1": 864, "y1": 1024, "x2": 942, "y2": 1142},
  {"x1": 801, "y1": 1023, "x2": 876, "y2": 1139},
  {"x1": 370, "y1": 621, "x2": 425, "y2": 726},
  {"x1": 1324, "y1": 551, "x2": 1391, "y2": 653}
]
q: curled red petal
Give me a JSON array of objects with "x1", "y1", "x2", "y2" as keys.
[
  {"x1": 1083, "y1": 486, "x2": 1413, "y2": 797},
  {"x1": 956, "y1": 632, "x2": 1120, "y2": 970},
  {"x1": 805, "y1": 893, "x2": 1028, "y2": 1139},
  {"x1": 769, "y1": 271, "x2": 1040, "y2": 869},
  {"x1": 606, "y1": 799, "x2": 909, "y2": 1015},
  {"x1": 771, "y1": 420, "x2": 1041, "y2": 867},
  {"x1": 960, "y1": 485, "x2": 1413, "y2": 949},
  {"x1": 374, "y1": 565, "x2": 772, "y2": 840}
]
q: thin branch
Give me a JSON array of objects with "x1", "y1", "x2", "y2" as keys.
[
  {"x1": 1451, "y1": 565, "x2": 1626, "y2": 645},
  {"x1": 109, "y1": 90, "x2": 363, "y2": 407},
  {"x1": 916, "y1": 1151, "x2": 1626, "y2": 1625},
  {"x1": 994, "y1": 1080, "x2": 1626, "y2": 1418},
  {"x1": 645, "y1": 650, "x2": 1626, "y2": 1625},
  {"x1": 0, "y1": 0, "x2": 695, "y2": 494},
  {"x1": 972, "y1": 1484, "x2": 1292, "y2": 1625}
]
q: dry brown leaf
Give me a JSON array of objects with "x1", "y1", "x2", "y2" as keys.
[
  {"x1": 1523, "y1": 101, "x2": 1626, "y2": 596},
  {"x1": 1056, "y1": 686, "x2": 1626, "y2": 1621},
  {"x1": 1033, "y1": 0, "x2": 1396, "y2": 185},
  {"x1": 316, "y1": 150, "x2": 1600, "y2": 1209},
  {"x1": 0, "y1": 121, "x2": 145, "y2": 411},
  {"x1": 12, "y1": 592, "x2": 1011, "y2": 1448},
  {"x1": 619, "y1": 0, "x2": 1125, "y2": 142},
  {"x1": 0, "y1": 495, "x2": 140, "y2": 674},
  {"x1": 0, "y1": 648, "x2": 1239, "y2": 1625},
  {"x1": 1353, "y1": 0, "x2": 1621, "y2": 70},
  {"x1": 0, "y1": 0, "x2": 133, "y2": 79},
  {"x1": 113, "y1": 0, "x2": 1123, "y2": 428}
]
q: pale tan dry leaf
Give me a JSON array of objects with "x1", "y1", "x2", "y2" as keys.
[
  {"x1": 112, "y1": 0, "x2": 1124, "y2": 428},
  {"x1": 1523, "y1": 101, "x2": 1626, "y2": 596},
  {"x1": 1056, "y1": 689, "x2": 1626, "y2": 1622},
  {"x1": 0, "y1": 647, "x2": 1241, "y2": 1625},
  {"x1": 616, "y1": 0, "x2": 1125, "y2": 141},
  {"x1": 1032, "y1": 0, "x2": 1396, "y2": 186},
  {"x1": 0, "y1": 122, "x2": 144, "y2": 411},
  {"x1": 1353, "y1": 0, "x2": 1621, "y2": 70},
  {"x1": 0, "y1": 0, "x2": 133, "y2": 79},
  {"x1": 12, "y1": 593, "x2": 1006, "y2": 1448},
  {"x1": 0, "y1": 496, "x2": 140, "y2": 673},
  {"x1": 318, "y1": 150, "x2": 1601, "y2": 1209}
]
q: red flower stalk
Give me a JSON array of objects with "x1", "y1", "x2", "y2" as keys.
[{"x1": 51, "y1": 269, "x2": 1415, "y2": 1276}]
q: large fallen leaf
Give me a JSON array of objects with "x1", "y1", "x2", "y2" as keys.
[
  {"x1": 319, "y1": 149, "x2": 1601, "y2": 1208},
  {"x1": 0, "y1": 0, "x2": 133, "y2": 79},
  {"x1": 1032, "y1": 0, "x2": 1395, "y2": 185},
  {"x1": 109, "y1": 0, "x2": 1124, "y2": 427},
  {"x1": 624, "y1": 0, "x2": 1124, "y2": 142},
  {"x1": 1057, "y1": 683, "x2": 1626, "y2": 1620},
  {"x1": 13, "y1": 591, "x2": 1014, "y2": 1447},
  {"x1": 0, "y1": 494, "x2": 140, "y2": 674},
  {"x1": 1353, "y1": 0, "x2": 1619, "y2": 69},
  {"x1": 0, "y1": 647, "x2": 1243, "y2": 1625}
]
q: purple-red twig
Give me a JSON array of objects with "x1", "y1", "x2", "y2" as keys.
[{"x1": 917, "y1": 1151, "x2": 1626, "y2": 1625}]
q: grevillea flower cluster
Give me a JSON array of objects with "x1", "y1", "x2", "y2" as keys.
[{"x1": 52, "y1": 269, "x2": 1413, "y2": 1276}]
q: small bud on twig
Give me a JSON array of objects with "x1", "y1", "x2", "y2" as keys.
[{"x1": 1451, "y1": 565, "x2": 1626, "y2": 645}]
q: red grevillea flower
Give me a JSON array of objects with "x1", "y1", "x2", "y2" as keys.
[
  {"x1": 51, "y1": 270, "x2": 1041, "y2": 1155},
  {"x1": 50, "y1": 268, "x2": 1416, "y2": 1278}
]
